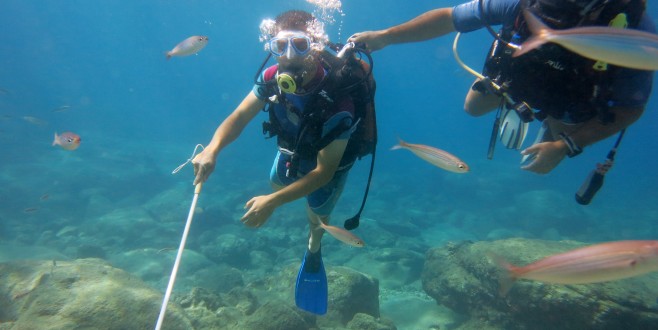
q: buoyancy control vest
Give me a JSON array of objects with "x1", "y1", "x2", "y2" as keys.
[
  {"x1": 260, "y1": 45, "x2": 377, "y2": 173},
  {"x1": 482, "y1": 0, "x2": 647, "y2": 123}
]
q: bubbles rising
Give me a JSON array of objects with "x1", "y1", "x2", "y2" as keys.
[{"x1": 306, "y1": 0, "x2": 344, "y2": 41}]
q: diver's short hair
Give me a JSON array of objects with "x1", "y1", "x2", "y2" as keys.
[{"x1": 274, "y1": 10, "x2": 315, "y2": 35}]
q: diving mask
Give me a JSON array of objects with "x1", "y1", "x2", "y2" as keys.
[{"x1": 269, "y1": 35, "x2": 312, "y2": 57}]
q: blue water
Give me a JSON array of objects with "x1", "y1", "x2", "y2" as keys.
[{"x1": 1, "y1": 0, "x2": 657, "y2": 329}]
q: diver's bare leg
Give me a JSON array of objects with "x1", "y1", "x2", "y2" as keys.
[
  {"x1": 464, "y1": 78, "x2": 504, "y2": 117},
  {"x1": 305, "y1": 205, "x2": 327, "y2": 253}
]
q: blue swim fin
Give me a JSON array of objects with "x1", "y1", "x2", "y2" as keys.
[{"x1": 295, "y1": 248, "x2": 328, "y2": 315}]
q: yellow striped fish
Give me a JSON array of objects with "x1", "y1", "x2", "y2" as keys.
[{"x1": 391, "y1": 137, "x2": 469, "y2": 173}]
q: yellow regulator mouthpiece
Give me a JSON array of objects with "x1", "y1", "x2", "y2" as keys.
[{"x1": 276, "y1": 73, "x2": 298, "y2": 93}]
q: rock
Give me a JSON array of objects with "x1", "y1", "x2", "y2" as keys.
[
  {"x1": 0, "y1": 258, "x2": 192, "y2": 329},
  {"x1": 380, "y1": 290, "x2": 457, "y2": 330},
  {"x1": 346, "y1": 248, "x2": 425, "y2": 288},
  {"x1": 110, "y1": 248, "x2": 243, "y2": 294},
  {"x1": 421, "y1": 238, "x2": 658, "y2": 330},
  {"x1": 141, "y1": 186, "x2": 190, "y2": 223},
  {"x1": 238, "y1": 301, "x2": 314, "y2": 330},
  {"x1": 346, "y1": 312, "x2": 397, "y2": 330},
  {"x1": 191, "y1": 265, "x2": 244, "y2": 294},
  {"x1": 199, "y1": 234, "x2": 252, "y2": 268},
  {"x1": 151, "y1": 263, "x2": 384, "y2": 329},
  {"x1": 86, "y1": 207, "x2": 164, "y2": 249},
  {"x1": 76, "y1": 244, "x2": 106, "y2": 259},
  {"x1": 173, "y1": 287, "x2": 259, "y2": 329},
  {"x1": 321, "y1": 266, "x2": 380, "y2": 326}
]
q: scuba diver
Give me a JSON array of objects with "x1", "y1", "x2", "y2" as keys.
[
  {"x1": 191, "y1": 10, "x2": 376, "y2": 314},
  {"x1": 349, "y1": 0, "x2": 655, "y2": 175}
]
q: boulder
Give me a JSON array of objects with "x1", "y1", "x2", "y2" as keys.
[
  {"x1": 346, "y1": 312, "x2": 397, "y2": 330},
  {"x1": 174, "y1": 263, "x2": 385, "y2": 329},
  {"x1": 0, "y1": 258, "x2": 192, "y2": 329},
  {"x1": 323, "y1": 266, "x2": 381, "y2": 325}
]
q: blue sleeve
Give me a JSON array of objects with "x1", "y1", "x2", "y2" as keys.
[
  {"x1": 251, "y1": 72, "x2": 272, "y2": 100},
  {"x1": 252, "y1": 65, "x2": 279, "y2": 100},
  {"x1": 452, "y1": 0, "x2": 520, "y2": 32}
]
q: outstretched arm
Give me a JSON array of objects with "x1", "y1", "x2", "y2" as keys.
[
  {"x1": 521, "y1": 106, "x2": 644, "y2": 174},
  {"x1": 192, "y1": 91, "x2": 266, "y2": 185},
  {"x1": 240, "y1": 138, "x2": 349, "y2": 227},
  {"x1": 348, "y1": 8, "x2": 456, "y2": 51}
]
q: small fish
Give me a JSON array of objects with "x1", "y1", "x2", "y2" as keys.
[
  {"x1": 391, "y1": 137, "x2": 469, "y2": 173},
  {"x1": 166, "y1": 36, "x2": 209, "y2": 60},
  {"x1": 514, "y1": 10, "x2": 658, "y2": 71},
  {"x1": 0, "y1": 87, "x2": 10, "y2": 95},
  {"x1": 52, "y1": 105, "x2": 72, "y2": 113},
  {"x1": 492, "y1": 240, "x2": 658, "y2": 296},
  {"x1": 24, "y1": 207, "x2": 39, "y2": 213},
  {"x1": 157, "y1": 247, "x2": 176, "y2": 254},
  {"x1": 40, "y1": 194, "x2": 50, "y2": 200},
  {"x1": 52, "y1": 132, "x2": 81, "y2": 150},
  {"x1": 22, "y1": 116, "x2": 48, "y2": 126},
  {"x1": 319, "y1": 222, "x2": 365, "y2": 247}
]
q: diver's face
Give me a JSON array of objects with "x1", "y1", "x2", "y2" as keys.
[{"x1": 271, "y1": 30, "x2": 316, "y2": 70}]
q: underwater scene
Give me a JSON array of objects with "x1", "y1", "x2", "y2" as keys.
[{"x1": 1, "y1": 0, "x2": 658, "y2": 329}]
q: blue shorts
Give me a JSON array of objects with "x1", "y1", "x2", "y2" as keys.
[{"x1": 270, "y1": 151, "x2": 350, "y2": 216}]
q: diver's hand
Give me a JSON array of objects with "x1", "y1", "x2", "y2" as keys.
[
  {"x1": 348, "y1": 30, "x2": 389, "y2": 52},
  {"x1": 241, "y1": 195, "x2": 278, "y2": 228},
  {"x1": 192, "y1": 149, "x2": 217, "y2": 185},
  {"x1": 520, "y1": 140, "x2": 568, "y2": 174}
]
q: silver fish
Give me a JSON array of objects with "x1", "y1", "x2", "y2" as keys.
[
  {"x1": 319, "y1": 222, "x2": 365, "y2": 248},
  {"x1": 514, "y1": 10, "x2": 658, "y2": 71},
  {"x1": 166, "y1": 36, "x2": 209, "y2": 60},
  {"x1": 391, "y1": 137, "x2": 469, "y2": 173}
]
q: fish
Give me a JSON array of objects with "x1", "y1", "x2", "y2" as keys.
[
  {"x1": 22, "y1": 116, "x2": 48, "y2": 126},
  {"x1": 23, "y1": 207, "x2": 39, "y2": 213},
  {"x1": 52, "y1": 131, "x2": 81, "y2": 151},
  {"x1": 52, "y1": 105, "x2": 72, "y2": 113},
  {"x1": 166, "y1": 36, "x2": 209, "y2": 60},
  {"x1": 40, "y1": 194, "x2": 50, "y2": 200},
  {"x1": 319, "y1": 222, "x2": 365, "y2": 247},
  {"x1": 514, "y1": 10, "x2": 658, "y2": 71},
  {"x1": 157, "y1": 247, "x2": 176, "y2": 254},
  {"x1": 492, "y1": 240, "x2": 658, "y2": 296},
  {"x1": 391, "y1": 137, "x2": 469, "y2": 173}
]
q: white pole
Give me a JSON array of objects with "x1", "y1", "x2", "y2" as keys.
[{"x1": 154, "y1": 183, "x2": 202, "y2": 330}]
